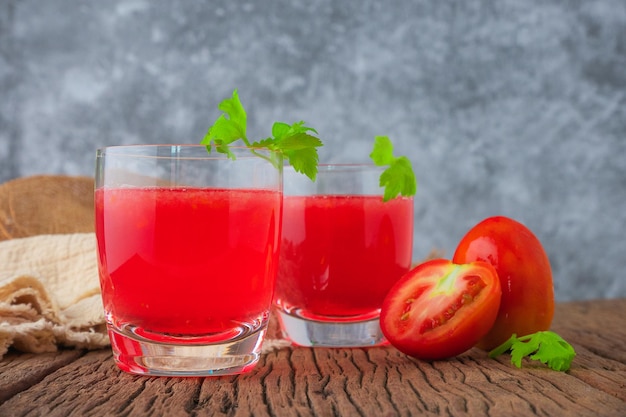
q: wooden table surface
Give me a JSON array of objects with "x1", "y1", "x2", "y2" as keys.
[{"x1": 1, "y1": 298, "x2": 624, "y2": 417}]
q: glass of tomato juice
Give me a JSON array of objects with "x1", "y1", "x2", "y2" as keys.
[
  {"x1": 94, "y1": 145, "x2": 283, "y2": 376},
  {"x1": 274, "y1": 164, "x2": 414, "y2": 346}
]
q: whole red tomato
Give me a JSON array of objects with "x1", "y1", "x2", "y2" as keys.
[
  {"x1": 380, "y1": 259, "x2": 501, "y2": 360},
  {"x1": 453, "y1": 216, "x2": 554, "y2": 350}
]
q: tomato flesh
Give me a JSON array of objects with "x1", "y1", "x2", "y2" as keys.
[
  {"x1": 380, "y1": 259, "x2": 501, "y2": 360},
  {"x1": 453, "y1": 216, "x2": 554, "y2": 350},
  {"x1": 416, "y1": 274, "x2": 486, "y2": 333}
]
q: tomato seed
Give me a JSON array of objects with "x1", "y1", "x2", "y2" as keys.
[{"x1": 419, "y1": 276, "x2": 487, "y2": 333}]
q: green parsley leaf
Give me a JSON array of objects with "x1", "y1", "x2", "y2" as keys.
[
  {"x1": 201, "y1": 89, "x2": 248, "y2": 159},
  {"x1": 201, "y1": 90, "x2": 323, "y2": 180},
  {"x1": 489, "y1": 331, "x2": 576, "y2": 372},
  {"x1": 369, "y1": 136, "x2": 417, "y2": 201}
]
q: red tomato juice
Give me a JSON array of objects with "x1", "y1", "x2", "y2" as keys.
[
  {"x1": 275, "y1": 195, "x2": 413, "y2": 320},
  {"x1": 95, "y1": 187, "x2": 282, "y2": 339}
]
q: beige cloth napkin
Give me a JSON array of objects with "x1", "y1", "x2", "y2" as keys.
[{"x1": 0, "y1": 233, "x2": 109, "y2": 358}]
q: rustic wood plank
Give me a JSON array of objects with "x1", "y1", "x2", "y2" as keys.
[
  {"x1": 1, "y1": 299, "x2": 624, "y2": 417},
  {"x1": 0, "y1": 349, "x2": 84, "y2": 403},
  {"x1": 9, "y1": 350, "x2": 204, "y2": 417},
  {"x1": 552, "y1": 299, "x2": 626, "y2": 364}
]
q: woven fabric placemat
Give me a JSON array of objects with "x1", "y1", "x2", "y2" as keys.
[{"x1": 0, "y1": 175, "x2": 94, "y2": 242}]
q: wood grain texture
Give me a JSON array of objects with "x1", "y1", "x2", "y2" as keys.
[
  {"x1": 0, "y1": 350, "x2": 83, "y2": 404},
  {"x1": 0, "y1": 299, "x2": 624, "y2": 417}
]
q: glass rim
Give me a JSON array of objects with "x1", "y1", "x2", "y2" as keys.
[
  {"x1": 285, "y1": 163, "x2": 379, "y2": 172},
  {"x1": 96, "y1": 144, "x2": 280, "y2": 160},
  {"x1": 96, "y1": 144, "x2": 273, "y2": 151}
]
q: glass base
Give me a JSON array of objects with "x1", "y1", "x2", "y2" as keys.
[
  {"x1": 276, "y1": 310, "x2": 388, "y2": 347},
  {"x1": 107, "y1": 324, "x2": 266, "y2": 376}
]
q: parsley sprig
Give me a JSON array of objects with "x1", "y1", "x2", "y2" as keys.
[
  {"x1": 489, "y1": 331, "x2": 576, "y2": 372},
  {"x1": 201, "y1": 89, "x2": 323, "y2": 181},
  {"x1": 369, "y1": 135, "x2": 417, "y2": 201}
]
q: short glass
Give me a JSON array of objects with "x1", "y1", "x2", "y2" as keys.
[
  {"x1": 95, "y1": 145, "x2": 283, "y2": 376},
  {"x1": 274, "y1": 164, "x2": 414, "y2": 347}
]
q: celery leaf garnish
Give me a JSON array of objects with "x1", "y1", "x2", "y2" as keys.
[
  {"x1": 369, "y1": 135, "x2": 417, "y2": 201},
  {"x1": 201, "y1": 89, "x2": 322, "y2": 181},
  {"x1": 489, "y1": 331, "x2": 576, "y2": 372}
]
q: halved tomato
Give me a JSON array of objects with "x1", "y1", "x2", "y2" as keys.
[{"x1": 380, "y1": 259, "x2": 501, "y2": 360}]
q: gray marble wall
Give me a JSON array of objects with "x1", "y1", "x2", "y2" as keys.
[{"x1": 1, "y1": 0, "x2": 625, "y2": 301}]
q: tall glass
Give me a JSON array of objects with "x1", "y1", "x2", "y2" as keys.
[
  {"x1": 274, "y1": 164, "x2": 414, "y2": 347},
  {"x1": 95, "y1": 145, "x2": 283, "y2": 376}
]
